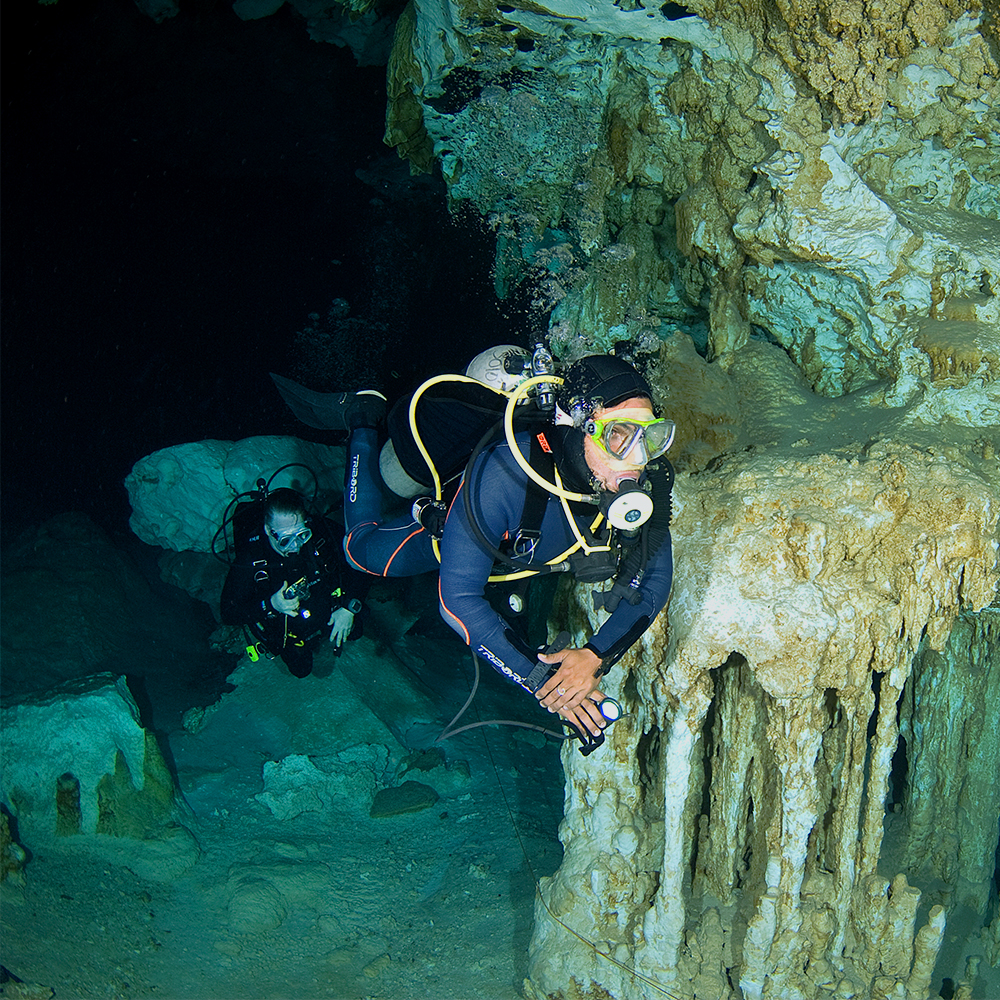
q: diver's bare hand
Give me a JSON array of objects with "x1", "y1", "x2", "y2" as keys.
[
  {"x1": 536, "y1": 646, "x2": 603, "y2": 713},
  {"x1": 270, "y1": 582, "x2": 299, "y2": 616},
  {"x1": 328, "y1": 607, "x2": 355, "y2": 646}
]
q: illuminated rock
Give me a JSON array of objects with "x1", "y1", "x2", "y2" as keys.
[
  {"x1": 382, "y1": 0, "x2": 997, "y2": 398},
  {"x1": 524, "y1": 338, "x2": 999, "y2": 999},
  {"x1": 119, "y1": 0, "x2": 999, "y2": 989},
  {"x1": 0, "y1": 674, "x2": 198, "y2": 879},
  {"x1": 124, "y1": 435, "x2": 345, "y2": 553},
  {"x1": 1, "y1": 675, "x2": 150, "y2": 838},
  {"x1": 256, "y1": 746, "x2": 390, "y2": 820}
]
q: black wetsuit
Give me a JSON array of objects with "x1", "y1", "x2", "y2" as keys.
[{"x1": 221, "y1": 515, "x2": 367, "y2": 677}]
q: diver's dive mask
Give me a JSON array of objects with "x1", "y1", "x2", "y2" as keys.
[
  {"x1": 584, "y1": 415, "x2": 676, "y2": 465},
  {"x1": 267, "y1": 524, "x2": 313, "y2": 552}
]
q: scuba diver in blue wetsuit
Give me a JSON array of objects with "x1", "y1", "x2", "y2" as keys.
[{"x1": 270, "y1": 348, "x2": 675, "y2": 750}]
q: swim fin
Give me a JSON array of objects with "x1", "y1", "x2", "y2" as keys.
[
  {"x1": 270, "y1": 373, "x2": 385, "y2": 430},
  {"x1": 270, "y1": 372, "x2": 348, "y2": 429}
]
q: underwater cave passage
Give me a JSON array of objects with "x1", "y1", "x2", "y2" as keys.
[
  {"x1": 888, "y1": 730, "x2": 908, "y2": 810},
  {"x1": 867, "y1": 670, "x2": 884, "y2": 741},
  {"x1": 660, "y1": 1, "x2": 694, "y2": 18}
]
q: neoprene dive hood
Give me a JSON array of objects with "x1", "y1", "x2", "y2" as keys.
[
  {"x1": 556, "y1": 355, "x2": 653, "y2": 420},
  {"x1": 546, "y1": 355, "x2": 665, "y2": 530}
]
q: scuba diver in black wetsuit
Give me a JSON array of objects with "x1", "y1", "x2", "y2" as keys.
[
  {"x1": 220, "y1": 486, "x2": 369, "y2": 678},
  {"x1": 271, "y1": 348, "x2": 675, "y2": 748}
]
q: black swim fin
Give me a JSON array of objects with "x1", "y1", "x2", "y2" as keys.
[
  {"x1": 271, "y1": 374, "x2": 386, "y2": 432},
  {"x1": 270, "y1": 372, "x2": 350, "y2": 429}
]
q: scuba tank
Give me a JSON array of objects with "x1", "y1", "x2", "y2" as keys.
[{"x1": 383, "y1": 345, "x2": 532, "y2": 496}]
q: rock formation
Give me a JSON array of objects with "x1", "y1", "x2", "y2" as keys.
[
  {"x1": 372, "y1": 0, "x2": 1000, "y2": 992},
  {"x1": 0, "y1": 674, "x2": 199, "y2": 881},
  {"x1": 125, "y1": 435, "x2": 345, "y2": 553},
  {"x1": 524, "y1": 336, "x2": 998, "y2": 999},
  {"x1": 381, "y1": 0, "x2": 998, "y2": 397}
]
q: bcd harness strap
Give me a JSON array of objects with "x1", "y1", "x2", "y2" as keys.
[
  {"x1": 501, "y1": 430, "x2": 650, "y2": 589},
  {"x1": 507, "y1": 431, "x2": 554, "y2": 561}
]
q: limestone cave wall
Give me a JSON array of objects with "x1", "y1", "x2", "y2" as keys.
[
  {"x1": 382, "y1": 0, "x2": 997, "y2": 396},
  {"x1": 523, "y1": 337, "x2": 999, "y2": 999},
  {"x1": 372, "y1": 1, "x2": 1000, "y2": 993}
]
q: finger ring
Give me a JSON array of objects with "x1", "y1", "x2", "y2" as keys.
[{"x1": 557, "y1": 687, "x2": 566, "y2": 695}]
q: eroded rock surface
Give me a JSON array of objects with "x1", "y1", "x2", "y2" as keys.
[{"x1": 526, "y1": 339, "x2": 998, "y2": 999}]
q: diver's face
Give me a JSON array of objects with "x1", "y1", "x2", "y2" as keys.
[
  {"x1": 583, "y1": 396, "x2": 655, "y2": 492},
  {"x1": 265, "y1": 511, "x2": 311, "y2": 555}
]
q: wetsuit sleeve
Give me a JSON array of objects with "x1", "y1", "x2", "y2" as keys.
[
  {"x1": 437, "y1": 446, "x2": 542, "y2": 691},
  {"x1": 342, "y1": 565, "x2": 372, "y2": 607},
  {"x1": 584, "y1": 528, "x2": 673, "y2": 669}
]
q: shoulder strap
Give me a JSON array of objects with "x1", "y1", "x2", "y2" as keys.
[{"x1": 513, "y1": 430, "x2": 555, "y2": 549}]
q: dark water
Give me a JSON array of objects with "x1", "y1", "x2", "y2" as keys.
[{"x1": 2, "y1": 0, "x2": 516, "y2": 539}]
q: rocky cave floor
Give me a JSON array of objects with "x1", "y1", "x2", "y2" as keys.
[{"x1": 1, "y1": 562, "x2": 569, "y2": 1000}]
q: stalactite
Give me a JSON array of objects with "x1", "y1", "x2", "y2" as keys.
[
  {"x1": 859, "y1": 668, "x2": 906, "y2": 878},
  {"x1": 698, "y1": 655, "x2": 769, "y2": 906},
  {"x1": 899, "y1": 610, "x2": 1000, "y2": 913},
  {"x1": 636, "y1": 679, "x2": 712, "y2": 977},
  {"x1": 830, "y1": 685, "x2": 875, "y2": 957}
]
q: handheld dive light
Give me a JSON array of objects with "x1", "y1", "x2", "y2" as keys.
[
  {"x1": 598, "y1": 697, "x2": 622, "y2": 722},
  {"x1": 569, "y1": 695, "x2": 624, "y2": 756}
]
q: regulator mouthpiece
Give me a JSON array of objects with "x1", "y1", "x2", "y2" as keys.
[{"x1": 602, "y1": 478, "x2": 653, "y2": 530}]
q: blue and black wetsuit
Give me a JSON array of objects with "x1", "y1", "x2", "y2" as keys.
[
  {"x1": 344, "y1": 427, "x2": 440, "y2": 577},
  {"x1": 440, "y1": 430, "x2": 673, "y2": 691},
  {"x1": 344, "y1": 425, "x2": 673, "y2": 692}
]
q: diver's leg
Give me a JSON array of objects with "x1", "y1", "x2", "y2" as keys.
[
  {"x1": 281, "y1": 642, "x2": 314, "y2": 678},
  {"x1": 344, "y1": 426, "x2": 384, "y2": 532},
  {"x1": 344, "y1": 426, "x2": 438, "y2": 577},
  {"x1": 253, "y1": 618, "x2": 312, "y2": 675}
]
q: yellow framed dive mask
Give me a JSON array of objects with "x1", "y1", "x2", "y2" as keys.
[{"x1": 584, "y1": 415, "x2": 676, "y2": 465}]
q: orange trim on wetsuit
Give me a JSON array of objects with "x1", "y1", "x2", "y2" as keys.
[
  {"x1": 438, "y1": 576, "x2": 470, "y2": 644},
  {"x1": 384, "y1": 528, "x2": 425, "y2": 575},
  {"x1": 346, "y1": 521, "x2": 428, "y2": 577},
  {"x1": 344, "y1": 521, "x2": 379, "y2": 575},
  {"x1": 446, "y1": 480, "x2": 463, "y2": 518}
]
